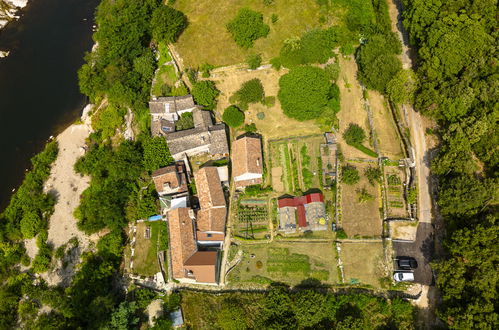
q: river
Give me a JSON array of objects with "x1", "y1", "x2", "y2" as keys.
[{"x1": 0, "y1": 0, "x2": 99, "y2": 210}]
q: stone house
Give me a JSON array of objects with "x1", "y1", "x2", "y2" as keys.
[
  {"x1": 150, "y1": 95, "x2": 197, "y2": 136},
  {"x1": 231, "y1": 136, "x2": 263, "y2": 189}
]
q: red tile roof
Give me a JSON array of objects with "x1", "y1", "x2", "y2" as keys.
[{"x1": 277, "y1": 193, "x2": 325, "y2": 228}]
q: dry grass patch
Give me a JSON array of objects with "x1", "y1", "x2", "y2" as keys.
[
  {"x1": 173, "y1": 0, "x2": 329, "y2": 67},
  {"x1": 341, "y1": 161, "x2": 382, "y2": 237},
  {"x1": 390, "y1": 221, "x2": 417, "y2": 240},
  {"x1": 212, "y1": 66, "x2": 322, "y2": 140},
  {"x1": 368, "y1": 91, "x2": 403, "y2": 159},
  {"x1": 336, "y1": 56, "x2": 374, "y2": 159},
  {"x1": 340, "y1": 241, "x2": 386, "y2": 287}
]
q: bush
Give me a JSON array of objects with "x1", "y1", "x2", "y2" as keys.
[
  {"x1": 91, "y1": 104, "x2": 125, "y2": 141},
  {"x1": 278, "y1": 66, "x2": 331, "y2": 121},
  {"x1": 342, "y1": 165, "x2": 360, "y2": 185},
  {"x1": 222, "y1": 106, "x2": 245, "y2": 128},
  {"x1": 151, "y1": 5, "x2": 187, "y2": 43},
  {"x1": 244, "y1": 123, "x2": 257, "y2": 133},
  {"x1": 336, "y1": 228, "x2": 348, "y2": 239},
  {"x1": 226, "y1": 8, "x2": 270, "y2": 49},
  {"x1": 365, "y1": 166, "x2": 382, "y2": 185},
  {"x1": 325, "y1": 62, "x2": 340, "y2": 82},
  {"x1": 175, "y1": 112, "x2": 194, "y2": 130},
  {"x1": 192, "y1": 80, "x2": 219, "y2": 110},
  {"x1": 343, "y1": 123, "x2": 366, "y2": 145},
  {"x1": 271, "y1": 14, "x2": 278, "y2": 24},
  {"x1": 234, "y1": 78, "x2": 265, "y2": 106},
  {"x1": 142, "y1": 136, "x2": 174, "y2": 172},
  {"x1": 257, "y1": 112, "x2": 265, "y2": 120},
  {"x1": 246, "y1": 54, "x2": 262, "y2": 69}
]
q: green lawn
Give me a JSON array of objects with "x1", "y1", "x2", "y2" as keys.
[
  {"x1": 132, "y1": 221, "x2": 168, "y2": 276},
  {"x1": 173, "y1": 0, "x2": 337, "y2": 67},
  {"x1": 227, "y1": 242, "x2": 338, "y2": 286}
]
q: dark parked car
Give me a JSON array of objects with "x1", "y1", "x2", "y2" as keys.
[{"x1": 396, "y1": 257, "x2": 418, "y2": 270}]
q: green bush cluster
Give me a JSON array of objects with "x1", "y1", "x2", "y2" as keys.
[
  {"x1": 232, "y1": 78, "x2": 265, "y2": 107},
  {"x1": 246, "y1": 54, "x2": 262, "y2": 69},
  {"x1": 278, "y1": 66, "x2": 337, "y2": 121},
  {"x1": 222, "y1": 105, "x2": 245, "y2": 128},
  {"x1": 226, "y1": 8, "x2": 270, "y2": 49},
  {"x1": 342, "y1": 165, "x2": 359, "y2": 185},
  {"x1": 192, "y1": 80, "x2": 219, "y2": 110}
]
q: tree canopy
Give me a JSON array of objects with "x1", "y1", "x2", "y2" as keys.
[
  {"x1": 151, "y1": 5, "x2": 187, "y2": 43},
  {"x1": 222, "y1": 106, "x2": 245, "y2": 128},
  {"x1": 226, "y1": 8, "x2": 270, "y2": 48},
  {"x1": 278, "y1": 66, "x2": 333, "y2": 121},
  {"x1": 191, "y1": 80, "x2": 219, "y2": 110}
]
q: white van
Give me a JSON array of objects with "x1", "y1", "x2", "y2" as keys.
[{"x1": 393, "y1": 271, "x2": 414, "y2": 282}]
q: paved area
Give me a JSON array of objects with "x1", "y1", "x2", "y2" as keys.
[{"x1": 392, "y1": 222, "x2": 434, "y2": 285}]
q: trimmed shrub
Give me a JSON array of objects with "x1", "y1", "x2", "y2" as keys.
[
  {"x1": 342, "y1": 165, "x2": 360, "y2": 185},
  {"x1": 234, "y1": 78, "x2": 265, "y2": 105},
  {"x1": 343, "y1": 123, "x2": 366, "y2": 145},
  {"x1": 222, "y1": 106, "x2": 245, "y2": 127}
]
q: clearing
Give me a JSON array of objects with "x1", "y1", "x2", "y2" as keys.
[
  {"x1": 336, "y1": 56, "x2": 375, "y2": 159},
  {"x1": 211, "y1": 66, "x2": 322, "y2": 140},
  {"x1": 227, "y1": 242, "x2": 338, "y2": 286},
  {"x1": 368, "y1": 90, "x2": 404, "y2": 159},
  {"x1": 340, "y1": 161, "x2": 382, "y2": 238},
  {"x1": 340, "y1": 241, "x2": 386, "y2": 287},
  {"x1": 173, "y1": 0, "x2": 330, "y2": 67}
]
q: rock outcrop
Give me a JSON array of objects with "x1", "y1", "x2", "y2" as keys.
[{"x1": 0, "y1": 0, "x2": 28, "y2": 30}]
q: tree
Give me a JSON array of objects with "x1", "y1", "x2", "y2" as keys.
[
  {"x1": 151, "y1": 5, "x2": 187, "y2": 43},
  {"x1": 356, "y1": 188, "x2": 374, "y2": 203},
  {"x1": 222, "y1": 106, "x2": 245, "y2": 128},
  {"x1": 343, "y1": 123, "x2": 366, "y2": 145},
  {"x1": 386, "y1": 69, "x2": 418, "y2": 104},
  {"x1": 342, "y1": 165, "x2": 360, "y2": 185},
  {"x1": 278, "y1": 66, "x2": 331, "y2": 121},
  {"x1": 246, "y1": 54, "x2": 262, "y2": 69},
  {"x1": 233, "y1": 79, "x2": 265, "y2": 105},
  {"x1": 364, "y1": 166, "x2": 381, "y2": 185},
  {"x1": 142, "y1": 136, "x2": 174, "y2": 172},
  {"x1": 226, "y1": 8, "x2": 270, "y2": 48},
  {"x1": 191, "y1": 80, "x2": 219, "y2": 110},
  {"x1": 108, "y1": 301, "x2": 139, "y2": 329}
]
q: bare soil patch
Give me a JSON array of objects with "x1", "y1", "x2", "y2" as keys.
[
  {"x1": 390, "y1": 221, "x2": 417, "y2": 241},
  {"x1": 341, "y1": 161, "x2": 382, "y2": 237},
  {"x1": 271, "y1": 167, "x2": 284, "y2": 192}
]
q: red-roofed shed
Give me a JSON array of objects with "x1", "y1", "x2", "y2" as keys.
[
  {"x1": 277, "y1": 198, "x2": 296, "y2": 208},
  {"x1": 296, "y1": 205, "x2": 307, "y2": 227}
]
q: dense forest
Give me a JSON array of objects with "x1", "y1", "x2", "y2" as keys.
[{"x1": 402, "y1": 0, "x2": 498, "y2": 328}]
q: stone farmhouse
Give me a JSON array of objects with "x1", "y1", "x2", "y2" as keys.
[
  {"x1": 167, "y1": 207, "x2": 218, "y2": 284},
  {"x1": 278, "y1": 193, "x2": 328, "y2": 233},
  {"x1": 152, "y1": 161, "x2": 190, "y2": 213},
  {"x1": 231, "y1": 136, "x2": 263, "y2": 189},
  {"x1": 194, "y1": 166, "x2": 227, "y2": 246},
  {"x1": 149, "y1": 95, "x2": 229, "y2": 161}
]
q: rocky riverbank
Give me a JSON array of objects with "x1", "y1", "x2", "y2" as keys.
[{"x1": 0, "y1": 0, "x2": 28, "y2": 30}]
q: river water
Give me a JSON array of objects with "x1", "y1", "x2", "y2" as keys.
[{"x1": 0, "y1": 0, "x2": 99, "y2": 210}]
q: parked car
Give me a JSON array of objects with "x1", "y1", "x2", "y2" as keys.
[
  {"x1": 396, "y1": 257, "x2": 418, "y2": 270},
  {"x1": 393, "y1": 271, "x2": 414, "y2": 282}
]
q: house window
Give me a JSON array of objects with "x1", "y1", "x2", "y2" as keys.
[
  {"x1": 207, "y1": 233, "x2": 212, "y2": 238},
  {"x1": 186, "y1": 270, "x2": 194, "y2": 277}
]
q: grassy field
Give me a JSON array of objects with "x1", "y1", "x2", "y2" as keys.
[
  {"x1": 130, "y1": 221, "x2": 165, "y2": 276},
  {"x1": 173, "y1": 0, "x2": 335, "y2": 67},
  {"x1": 340, "y1": 161, "x2": 383, "y2": 237},
  {"x1": 369, "y1": 90, "x2": 404, "y2": 159},
  {"x1": 336, "y1": 56, "x2": 376, "y2": 159},
  {"x1": 228, "y1": 242, "x2": 338, "y2": 286},
  {"x1": 340, "y1": 242, "x2": 386, "y2": 287},
  {"x1": 269, "y1": 136, "x2": 324, "y2": 193}
]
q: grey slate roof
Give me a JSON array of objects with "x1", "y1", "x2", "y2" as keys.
[
  {"x1": 149, "y1": 95, "x2": 195, "y2": 114},
  {"x1": 165, "y1": 123, "x2": 229, "y2": 157}
]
